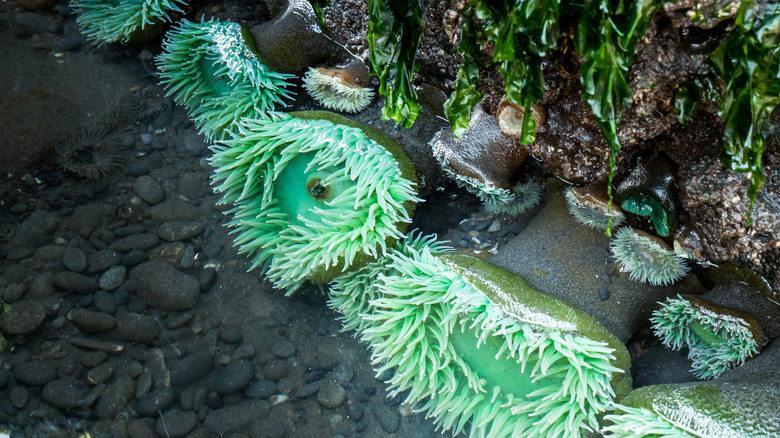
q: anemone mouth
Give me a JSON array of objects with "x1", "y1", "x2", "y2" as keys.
[
  {"x1": 610, "y1": 227, "x2": 689, "y2": 286},
  {"x1": 73, "y1": 0, "x2": 184, "y2": 45},
  {"x1": 651, "y1": 295, "x2": 761, "y2": 379},
  {"x1": 209, "y1": 113, "x2": 421, "y2": 292},
  {"x1": 330, "y1": 235, "x2": 627, "y2": 438},
  {"x1": 303, "y1": 67, "x2": 375, "y2": 114},
  {"x1": 156, "y1": 19, "x2": 295, "y2": 140}
]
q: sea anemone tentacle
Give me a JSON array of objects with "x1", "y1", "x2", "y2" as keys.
[
  {"x1": 330, "y1": 235, "x2": 631, "y2": 438},
  {"x1": 73, "y1": 0, "x2": 185, "y2": 45},
  {"x1": 651, "y1": 294, "x2": 765, "y2": 379},
  {"x1": 603, "y1": 379, "x2": 780, "y2": 437},
  {"x1": 564, "y1": 183, "x2": 626, "y2": 231},
  {"x1": 303, "y1": 63, "x2": 375, "y2": 113},
  {"x1": 610, "y1": 227, "x2": 689, "y2": 286},
  {"x1": 209, "y1": 112, "x2": 421, "y2": 293},
  {"x1": 157, "y1": 19, "x2": 295, "y2": 140}
]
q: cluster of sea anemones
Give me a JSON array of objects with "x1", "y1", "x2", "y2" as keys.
[
  {"x1": 73, "y1": 0, "x2": 185, "y2": 45},
  {"x1": 157, "y1": 19, "x2": 295, "y2": 140},
  {"x1": 56, "y1": 129, "x2": 124, "y2": 181}
]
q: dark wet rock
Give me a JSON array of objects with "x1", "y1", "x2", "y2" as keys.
[
  {"x1": 212, "y1": 359, "x2": 253, "y2": 395},
  {"x1": 135, "y1": 367, "x2": 153, "y2": 400},
  {"x1": 374, "y1": 405, "x2": 401, "y2": 433},
  {"x1": 149, "y1": 200, "x2": 202, "y2": 223},
  {"x1": 99, "y1": 265, "x2": 126, "y2": 291},
  {"x1": 250, "y1": 0, "x2": 353, "y2": 74},
  {"x1": 53, "y1": 271, "x2": 99, "y2": 294},
  {"x1": 41, "y1": 379, "x2": 90, "y2": 410},
  {"x1": 317, "y1": 381, "x2": 346, "y2": 408},
  {"x1": 171, "y1": 351, "x2": 215, "y2": 387},
  {"x1": 244, "y1": 379, "x2": 277, "y2": 399},
  {"x1": 86, "y1": 362, "x2": 116, "y2": 386},
  {"x1": 92, "y1": 290, "x2": 117, "y2": 315},
  {"x1": 81, "y1": 350, "x2": 109, "y2": 368},
  {"x1": 110, "y1": 233, "x2": 160, "y2": 253},
  {"x1": 219, "y1": 326, "x2": 243, "y2": 344},
  {"x1": 198, "y1": 266, "x2": 217, "y2": 292},
  {"x1": 271, "y1": 339, "x2": 296, "y2": 358},
  {"x1": 129, "y1": 261, "x2": 200, "y2": 311},
  {"x1": 0, "y1": 299, "x2": 45, "y2": 335},
  {"x1": 122, "y1": 249, "x2": 149, "y2": 267},
  {"x1": 67, "y1": 308, "x2": 116, "y2": 333},
  {"x1": 86, "y1": 249, "x2": 122, "y2": 274},
  {"x1": 13, "y1": 360, "x2": 57, "y2": 386},
  {"x1": 113, "y1": 225, "x2": 148, "y2": 238},
  {"x1": 133, "y1": 175, "x2": 165, "y2": 205},
  {"x1": 232, "y1": 344, "x2": 255, "y2": 360},
  {"x1": 157, "y1": 221, "x2": 205, "y2": 242},
  {"x1": 128, "y1": 419, "x2": 157, "y2": 438},
  {"x1": 156, "y1": 409, "x2": 198, "y2": 438},
  {"x1": 203, "y1": 399, "x2": 270, "y2": 435},
  {"x1": 62, "y1": 247, "x2": 88, "y2": 272},
  {"x1": 95, "y1": 376, "x2": 135, "y2": 419},
  {"x1": 3, "y1": 284, "x2": 24, "y2": 303},
  {"x1": 176, "y1": 172, "x2": 206, "y2": 199},
  {"x1": 294, "y1": 381, "x2": 320, "y2": 399},
  {"x1": 109, "y1": 312, "x2": 160, "y2": 343},
  {"x1": 137, "y1": 387, "x2": 176, "y2": 418},
  {"x1": 28, "y1": 273, "x2": 55, "y2": 299},
  {"x1": 249, "y1": 418, "x2": 286, "y2": 438},
  {"x1": 10, "y1": 385, "x2": 28, "y2": 409},
  {"x1": 262, "y1": 359, "x2": 288, "y2": 382}
]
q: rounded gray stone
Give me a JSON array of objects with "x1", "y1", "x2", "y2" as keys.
[
  {"x1": 13, "y1": 360, "x2": 57, "y2": 386},
  {"x1": 68, "y1": 308, "x2": 116, "y2": 333},
  {"x1": 316, "y1": 381, "x2": 346, "y2": 408},
  {"x1": 213, "y1": 359, "x2": 253, "y2": 395},
  {"x1": 129, "y1": 261, "x2": 199, "y2": 311},
  {"x1": 156, "y1": 409, "x2": 198, "y2": 438},
  {"x1": 53, "y1": 271, "x2": 99, "y2": 294},
  {"x1": 0, "y1": 299, "x2": 45, "y2": 334},
  {"x1": 110, "y1": 233, "x2": 160, "y2": 253},
  {"x1": 42, "y1": 379, "x2": 90, "y2": 409},
  {"x1": 133, "y1": 175, "x2": 165, "y2": 205},
  {"x1": 99, "y1": 265, "x2": 126, "y2": 291},
  {"x1": 157, "y1": 221, "x2": 205, "y2": 242},
  {"x1": 270, "y1": 339, "x2": 296, "y2": 359},
  {"x1": 170, "y1": 351, "x2": 215, "y2": 387},
  {"x1": 62, "y1": 247, "x2": 88, "y2": 272},
  {"x1": 109, "y1": 312, "x2": 160, "y2": 342}
]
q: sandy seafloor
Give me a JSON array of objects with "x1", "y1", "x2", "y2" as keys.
[{"x1": 0, "y1": 2, "x2": 753, "y2": 437}]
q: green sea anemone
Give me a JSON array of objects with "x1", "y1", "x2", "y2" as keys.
[
  {"x1": 651, "y1": 294, "x2": 765, "y2": 379},
  {"x1": 603, "y1": 379, "x2": 780, "y2": 437},
  {"x1": 615, "y1": 154, "x2": 679, "y2": 237},
  {"x1": 564, "y1": 183, "x2": 626, "y2": 231},
  {"x1": 610, "y1": 227, "x2": 689, "y2": 286},
  {"x1": 157, "y1": 19, "x2": 295, "y2": 140},
  {"x1": 73, "y1": 0, "x2": 184, "y2": 45},
  {"x1": 303, "y1": 63, "x2": 374, "y2": 113},
  {"x1": 439, "y1": 164, "x2": 543, "y2": 216},
  {"x1": 209, "y1": 112, "x2": 420, "y2": 292},
  {"x1": 330, "y1": 234, "x2": 631, "y2": 437}
]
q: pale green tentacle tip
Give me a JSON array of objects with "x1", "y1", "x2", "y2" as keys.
[{"x1": 610, "y1": 227, "x2": 689, "y2": 286}]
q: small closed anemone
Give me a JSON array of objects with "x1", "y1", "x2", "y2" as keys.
[
  {"x1": 651, "y1": 295, "x2": 766, "y2": 379},
  {"x1": 73, "y1": 0, "x2": 185, "y2": 45},
  {"x1": 603, "y1": 379, "x2": 780, "y2": 437},
  {"x1": 564, "y1": 182, "x2": 626, "y2": 231},
  {"x1": 330, "y1": 234, "x2": 631, "y2": 438},
  {"x1": 303, "y1": 61, "x2": 375, "y2": 113},
  {"x1": 157, "y1": 19, "x2": 295, "y2": 140},
  {"x1": 431, "y1": 103, "x2": 539, "y2": 216},
  {"x1": 209, "y1": 111, "x2": 421, "y2": 292},
  {"x1": 610, "y1": 227, "x2": 689, "y2": 286}
]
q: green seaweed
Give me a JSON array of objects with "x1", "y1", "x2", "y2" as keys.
[
  {"x1": 367, "y1": 0, "x2": 423, "y2": 128},
  {"x1": 672, "y1": 72, "x2": 721, "y2": 126},
  {"x1": 707, "y1": 1, "x2": 780, "y2": 226},
  {"x1": 444, "y1": 0, "x2": 564, "y2": 142},
  {"x1": 575, "y1": 0, "x2": 664, "y2": 236},
  {"x1": 307, "y1": 0, "x2": 331, "y2": 25}
]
